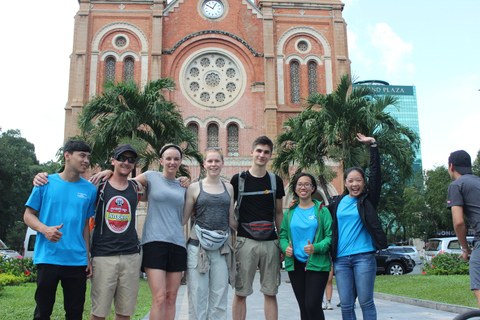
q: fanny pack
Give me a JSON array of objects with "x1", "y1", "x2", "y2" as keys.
[
  {"x1": 195, "y1": 224, "x2": 229, "y2": 251},
  {"x1": 241, "y1": 220, "x2": 275, "y2": 240}
]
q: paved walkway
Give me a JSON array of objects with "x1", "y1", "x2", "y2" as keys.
[{"x1": 142, "y1": 270, "x2": 475, "y2": 320}]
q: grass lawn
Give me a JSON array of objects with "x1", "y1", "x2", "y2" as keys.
[
  {"x1": 0, "y1": 279, "x2": 152, "y2": 320},
  {"x1": 374, "y1": 274, "x2": 478, "y2": 308}
]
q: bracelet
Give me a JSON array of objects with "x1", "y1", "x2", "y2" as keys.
[
  {"x1": 462, "y1": 248, "x2": 471, "y2": 252},
  {"x1": 370, "y1": 141, "x2": 377, "y2": 146}
]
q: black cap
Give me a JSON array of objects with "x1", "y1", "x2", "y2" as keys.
[
  {"x1": 113, "y1": 144, "x2": 138, "y2": 160},
  {"x1": 448, "y1": 150, "x2": 472, "y2": 175}
]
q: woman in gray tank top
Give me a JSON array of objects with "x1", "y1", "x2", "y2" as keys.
[{"x1": 183, "y1": 148, "x2": 238, "y2": 320}]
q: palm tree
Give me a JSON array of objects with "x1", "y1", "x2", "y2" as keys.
[
  {"x1": 78, "y1": 79, "x2": 203, "y2": 178},
  {"x1": 272, "y1": 74, "x2": 419, "y2": 198}
]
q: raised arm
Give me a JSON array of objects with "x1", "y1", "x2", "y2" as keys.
[{"x1": 357, "y1": 133, "x2": 381, "y2": 207}]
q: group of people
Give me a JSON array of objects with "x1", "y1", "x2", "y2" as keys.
[{"x1": 24, "y1": 132, "x2": 480, "y2": 320}]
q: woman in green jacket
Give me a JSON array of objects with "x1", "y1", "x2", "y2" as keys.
[{"x1": 279, "y1": 172, "x2": 333, "y2": 320}]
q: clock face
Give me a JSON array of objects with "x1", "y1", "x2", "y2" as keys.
[{"x1": 202, "y1": 0, "x2": 224, "y2": 19}]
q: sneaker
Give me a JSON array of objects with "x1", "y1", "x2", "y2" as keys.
[
  {"x1": 326, "y1": 301, "x2": 333, "y2": 310},
  {"x1": 322, "y1": 300, "x2": 327, "y2": 310},
  {"x1": 337, "y1": 302, "x2": 341, "y2": 307}
]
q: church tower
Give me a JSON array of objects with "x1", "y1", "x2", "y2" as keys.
[{"x1": 64, "y1": 0, "x2": 350, "y2": 183}]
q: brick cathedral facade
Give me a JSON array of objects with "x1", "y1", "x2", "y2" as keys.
[{"x1": 64, "y1": 0, "x2": 350, "y2": 196}]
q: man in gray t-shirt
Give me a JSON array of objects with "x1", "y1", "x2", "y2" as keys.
[{"x1": 447, "y1": 150, "x2": 480, "y2": 308}]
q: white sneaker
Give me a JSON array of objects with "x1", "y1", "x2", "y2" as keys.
[
  {"x1": 326, "y1": 301, "x2": 333, "y2": 310},
  {"x1": 322, "y1": 300, "x2": 327, "y2": 310}
]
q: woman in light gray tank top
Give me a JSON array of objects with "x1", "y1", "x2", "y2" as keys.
[{"x1": 183, "y1": 148, "x2": 238, "y2": 320}]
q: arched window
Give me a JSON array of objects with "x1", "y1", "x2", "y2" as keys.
[
  {"x1": 207, "y1": 123, "x2": 219, "y2": 148},
  {"x1": 308, "y1": 61, "x2": 318, "y2": 95},
  {"x1": 227, "y1": 123, "x2": 239, "y2": 156},
  {"x1": 187, "y1": 123, "x2": 199, "y2": 150},
  {"x1": 124, "y1": 57, "x2": 134, "y2": 82},
  {"x1": 105, "y1": 57, "x2": 116, "y2": 82},
  {"x1": 290, "y1": 61, "x2": 300, "y2": 103}
]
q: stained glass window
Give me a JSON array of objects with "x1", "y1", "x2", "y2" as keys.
[
  {"x1": 290, "y1": 61, "x2": 300, "y2": 103},
  {"x1": 227, "y1": 123, "x2": 239, "y2": 156},
  {"x1": 207, "y1": 123, "x2": 219, "y2": 148},
  {"x1": 105, "y1": 57, "x2": 116, "y2": 82},
  {"x1": 308, "y1": 61, "x2": 318, "y2": 95},
  {"x1": 124, "y1": 57, "x2": 134, "y2": 82}
]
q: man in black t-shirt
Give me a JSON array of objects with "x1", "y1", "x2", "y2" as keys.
[
  {"x1": 231, "y1": 136, "x2": 285, "y2": 320},
  {"x1": 90, "y1": 144, "x2": 144, "y2": 320}
]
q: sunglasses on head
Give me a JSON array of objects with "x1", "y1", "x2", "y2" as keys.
[{"x1": 116, "y1": 155, "x2": 136, "y2": 164}]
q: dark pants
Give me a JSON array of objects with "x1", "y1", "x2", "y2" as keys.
[
  {"x1": 33, "y1": 264, "x2": 87, "y2": 320},
  {"x1": 288, "y1": 258, "x2": 329, "y2": 320}
]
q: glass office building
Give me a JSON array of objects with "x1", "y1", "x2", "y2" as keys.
[{"x1": 353, "y1": 80, "x2": 423, "y2": 173}]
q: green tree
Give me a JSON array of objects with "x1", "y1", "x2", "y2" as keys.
[
  {"x1": 78, "y1": 79, "x2": 202, "y2": 178},
  {"x1": 473, "y1": 149, "x2": 480, "y2": 177},
  {"x1": 424, "y1": 166, "x2": 454, "y2": 237},
  {"x1": 273, "y1": 74, "x2": 419, "y2": 199},
  {"x1": 0, "y1": 129, "x2": 38, "y2": 241}
]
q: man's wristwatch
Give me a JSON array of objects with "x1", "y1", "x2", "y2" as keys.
[{"x1": 462, "y1": 248, "x2": 471, "y2": 252}]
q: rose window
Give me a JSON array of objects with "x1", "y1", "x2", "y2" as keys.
[
  {"x1": 200, "y1": 58, "x2": 210, "y2": 67},
  {"x1": 183, "y1": 52, "x2": 244, "y2": 108},
  {"x1": 226, "y1": 68, "x2": 236, "y2": 78},
  {"x1": 215, "y1": 58, "x2": 225, "y2": 67},
  {"x1": 200, "y1": 92, "x2": 210, "y2": 102},
  {"x1": 190, "y1": 82, "x2": 199, "y2": 92},
  {"x1": 216, "y1": 92, "x2": 225, "y2": 102},
  {"x1": 205, "y1": 73, "x2": 220, "y2": 87},
  {"x1": 226, "y1": 82, "x2": 236, "y2": 92},
  {"x1": 190, "y1": 68, "x2": 199, "y2": 77}
]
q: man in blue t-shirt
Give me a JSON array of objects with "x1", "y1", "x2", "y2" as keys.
[
  {"x1": 24, "y1": 139, "x2": 96, "y2": 320},
  {"x1": 447, "y1": 150, "x2": 480, "y2": 308}
]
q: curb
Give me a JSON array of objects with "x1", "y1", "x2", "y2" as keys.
[
  {"x1": 374, "y1": 292, "x2": 477, "y2": 315},
  {"x1": 333, "y1": 285, "x2": 477, "y2": 315}
]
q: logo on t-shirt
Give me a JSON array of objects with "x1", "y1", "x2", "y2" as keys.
[{"x1": 105, "y1": 196, "x2": 131, "y2": 233}]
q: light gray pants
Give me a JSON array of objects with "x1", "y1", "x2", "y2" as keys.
[{"x1": 187, "y1": 244, "x2": 229, "y2": 320}]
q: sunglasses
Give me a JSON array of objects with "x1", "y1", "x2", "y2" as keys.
[
  {"x1": 116, "y1": 155, "x2": 136, "y2": 164},
  {"x1": 205, "y1": 147, "x2": 222, "y2": 151}
]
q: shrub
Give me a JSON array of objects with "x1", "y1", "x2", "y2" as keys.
[
  {"x1": 0, "y1": 256, "x2": 37, "y2": 284},
  {"x1": 422, "y1": 252, "x2": 469, "y2": 275},
  {"x1": 0, "y1": 273, "x2": 26, "y2": 286}
]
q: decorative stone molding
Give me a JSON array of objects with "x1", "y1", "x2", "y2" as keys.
[
  {"x1": 183, "y1": 115, "x2": 246, "y2": 129},
  {"x1": 162, "y1": 30, "x2": 264, "y2": 57},
  {"x1": 89, "y1": 22, "x2": 150, "y2": 96},
  {"x1": 276, "y1": 26, "x2": 333, "y2": 103}
]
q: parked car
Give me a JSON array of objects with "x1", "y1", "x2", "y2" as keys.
[
  {"x1": 424, "y1": 236, "x2": 474, "y2": 262},
  {"x1": 388, "y1": 246, "x2": 422, "y2": 265},
  {"x1": 375, "y1": 248, "x2": 415, "y2": 275},
  {"x1": 0, "y1": 239, "x2": 21, "y2": 259},
  {"x1": 23, "y1": 227, "x2": 37, "y2": 258}
]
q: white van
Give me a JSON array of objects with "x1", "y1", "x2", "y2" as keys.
[
  {"x1": 23, "y1": 227, "x2": 37, "y2": 258},
  {"x1": 424, "y1": 236, "x2": 474, "y2": 262}
]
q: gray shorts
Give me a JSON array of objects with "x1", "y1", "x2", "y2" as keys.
[
  {"x1": 234, "y1": 236, "x2": 281, "y2": 296},
  {"x1": 470, "y1": 241, "x2": 480, "y2": 290}
]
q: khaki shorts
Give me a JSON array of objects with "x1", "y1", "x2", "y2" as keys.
[
  {"x1": 90, "y1": 253, "x2": 141, "y2": 317},
  {"x1": 234, "y1": 236, "x2": 281, "y2": 296}
]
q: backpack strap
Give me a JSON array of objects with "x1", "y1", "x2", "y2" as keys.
[{"x1": 235, "y1": 171, "x2": 277, "y2": 218}]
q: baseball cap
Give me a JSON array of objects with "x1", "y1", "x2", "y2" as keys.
[
  {"x1": 448, "y1": 150, "x2": 472, "y2": 175},
  {"x1": 113, "y1": 144, "x2": 138, "y2": 159}
]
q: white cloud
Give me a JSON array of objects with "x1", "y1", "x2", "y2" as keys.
[{"x1": 369, "y1": 23, "x2": 414, "y2": 79}]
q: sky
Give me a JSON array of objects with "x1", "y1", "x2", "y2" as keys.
[{"x1": 1, "y1": 0, "x2": 479, "y2": 170}]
